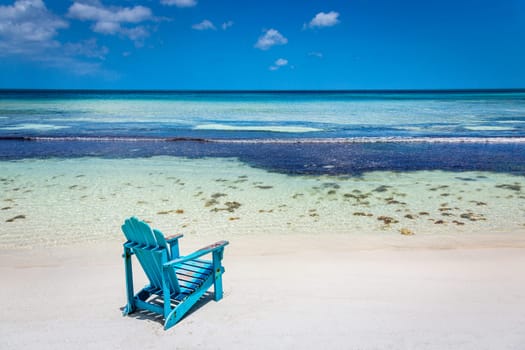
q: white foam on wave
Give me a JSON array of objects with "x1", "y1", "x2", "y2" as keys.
[
  {"x1": 464, "y1": 126, "x2": 516, "y2": 131},
  {"x1": 28, "y1": 136, "x2": 168, "y2": 142},
  {"x1": 24, "y1": 136, "x2": 525, "y2": 144},
  {"x1": 497, "y1": 120, "x2": 525, "y2": 124},
  {"x1": 1, "y1": 123, "x2": 70, "y2": 131},
  {"x1": 393, "y1": 126, "x2": 425, "y2": 131},
  {"x1": 194, "y1": 124, "x2": 322, "y2": 133},
  {"x1": 27, "y1": 136, "x2": 158, "y2": 142},
  {"x1": 211, "y1": 137, "x2": 525, "y2": 144}
]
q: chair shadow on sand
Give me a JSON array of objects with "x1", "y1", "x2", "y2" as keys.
[{"x1": 119, "y1": 291, "x2": 216, "y2": 326}]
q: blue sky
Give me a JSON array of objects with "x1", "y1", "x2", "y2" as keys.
[{"x1": 0, "y1": 0, "x2": 524, "y2": 90}]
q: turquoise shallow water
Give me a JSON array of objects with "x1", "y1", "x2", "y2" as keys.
[
  {"x1": 1, "y1": 90, "x2": 525, "y2": 140},
  {"x1": 2, "y1": 90, "x2": 525, "y2": 175},
  {"x1": 1, "y1": 157, "x2": 524, "y2": 247}
]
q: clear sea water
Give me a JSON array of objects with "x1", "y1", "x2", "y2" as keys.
[
  {"x1": 1, "y1": 90, "x2": 525, "y2": 175},
  {"x1": 2, "y1": 90, "x2": 525, "y2": 246}
]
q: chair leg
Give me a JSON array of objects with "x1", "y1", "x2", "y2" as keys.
[
  {"x1": 123, "y1": 247, "x2": 136, "y2": 315},
  {"x1": 161, "y1": 265, "x2": 173, "y2": 321},
  {"x1": 212, "y1": 250, "x2": 224, "y2": 301},
  {"x1": 164, "y1": 276, "x2": 214, "y2": 330},
  {"x1": 164, "y1": 310, "x2": 178, "y2": 330}
]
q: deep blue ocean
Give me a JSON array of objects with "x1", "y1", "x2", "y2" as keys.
[{"x1": 1, "y1": 90, "x2": 525, "y2": 175}]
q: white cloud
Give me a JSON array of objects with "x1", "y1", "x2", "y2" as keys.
[
  {"x1": 192, "y1": 19, "x2": 215, "y2": 31},
  {"x1": 275, "y1": 58, "x2": 288, "y2": 66},
  {"x1": 0, "y1": 1, "x2": 116, "y2": 77},
  {"x1": 221, "y1": 20, "x2": 233, "y2": 30},
  {"x1": 122, "y1": 26, "x2": 149, "y2": 41},
  {"x1": 255, "y1": 29, "x2": 287, "y2": 50},
  {"x1": 64, "y1": 38, "x2": 108, "y2": 60},
  {"x1": 67, "y1": 1, "x2": 153, "y2": 42},
  {"x1": 308, "y1": 51, "x2": 323, "y2": 58},
  {"x1": 92, "y1": 20, "x2": 120, "y2": 35},
  {"x1": 269, "y1": 58, "x2": 288, "y2": 71},
  {"x1": 160, "y1": 0, "x2": 197, "y2": 7},
  {"x1": 68, "y1": 2, "x2": 152, "y2": 24},
  {"x1": 0, "y1": 0, "x2": 68, "y2": 54},
  {"x1": 308, "y1": 11, "x2": 340, "y2": 28}
]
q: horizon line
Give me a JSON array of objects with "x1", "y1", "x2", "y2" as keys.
[{"x1": 1, "y1": 88, "x2": 525, "y2": 94}]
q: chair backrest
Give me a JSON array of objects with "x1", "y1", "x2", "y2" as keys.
[{"x1": 122, "y1": 217, "x2": 180, "y2": 294}]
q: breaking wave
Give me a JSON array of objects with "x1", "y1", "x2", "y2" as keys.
[{"x1": 3, "y1": 136, "x2": 525, "y2": 144}]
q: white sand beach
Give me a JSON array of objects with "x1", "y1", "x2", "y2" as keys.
[
  {"x1": 1, "y1": 233, "x2": 525, "y2": 349},
  {"x1": 1, "y1": 157, "x2": 525, "y2": 349}
]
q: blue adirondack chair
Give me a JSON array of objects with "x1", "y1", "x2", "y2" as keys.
[{"x1": 121, "y1": 217, "x2": 229, "y2": 329}]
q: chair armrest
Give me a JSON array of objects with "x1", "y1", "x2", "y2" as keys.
[
  {"x1": 165, "y1": 233, "x2": 184, "y2": 258},
  {"x1": 164, "y1": 240, "x2": 229, "y2": 269},
  {"x1": 166, "y1": 234, "x2": 184, "y2": 243}
]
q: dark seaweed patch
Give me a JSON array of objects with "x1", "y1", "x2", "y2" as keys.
[
  {"x1": 373, "y1": 185, "x2": 390, "y2": 193},
  {"x1": 322, "y1": 183, "x2": 341, "y2": 189},
  {"x1": 455, "y1": 177, "x2": 477, "y2": 182},
  {"x1": 6, "y1": 214, "x2": 25, "y2": 222},
  {"x1": 212, "y1": 201, "x2": 241, "y2": 213},
  {"x1": 495, "y1": 183, "x2": 522, "y2": 192},
  {"x1": 353, "y1": 212, "x2": 373, "y2": 217},
  {"x1": 157, "y1": 209, "x2": 184, "y2": 215},
  {"x1": 460, "y1": 212, "x2": 486, "y2": 221},
  {"x1": 377, "y1": 216, "x2": 398, "y2": 224},
  {"x1": 205, "y1": 199, "x2": 218, "y2": 207}
]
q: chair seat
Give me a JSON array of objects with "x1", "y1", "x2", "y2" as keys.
[
  {"x1": 176, "y1": 259, "x2": 213, "y2": 292},
  {"x1": 142, "y1": 259, "x2": 214, "y2": 303}
]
